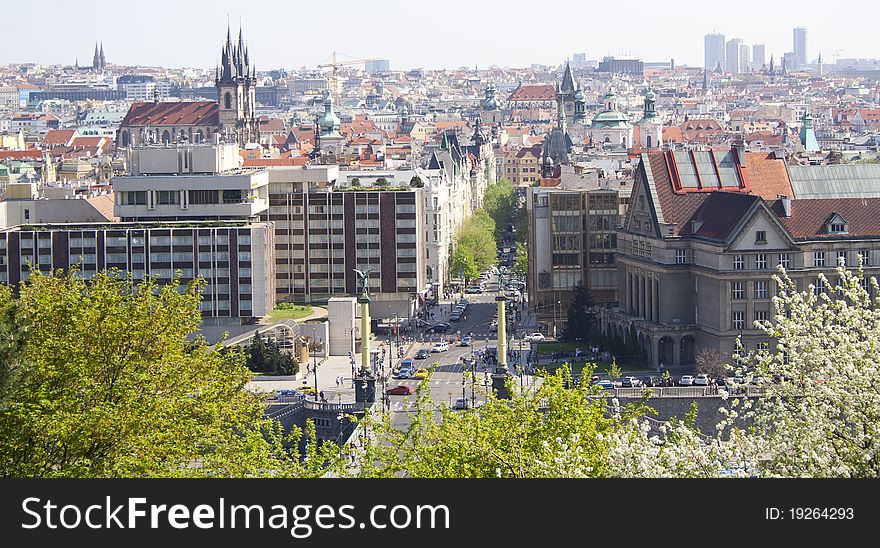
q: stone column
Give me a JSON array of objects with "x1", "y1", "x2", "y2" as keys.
[
  {"x1": 652, "y1": 278, "x2": 660, "y2": 324},
  {"x1": 492, "y1": 294, "x2": 512, "y2": 399}
]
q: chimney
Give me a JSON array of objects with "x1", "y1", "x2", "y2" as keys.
[{"x1": 778, "y1": 195, "x2": 791, "y2": 217}]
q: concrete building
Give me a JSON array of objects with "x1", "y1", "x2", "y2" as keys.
[
  {"x1": 752, "y1": 44, "x2": 766, "y2": 71},
  {"x1": 704, "y1": 32, "x2": 726, "y2": 70},
  {"x1": 0, "y1": 220, "x2": 276, "y2": 323},
  {"x1": 526, "y1": 178, "x2": 626, "y2": 337},
  {"x1": 502, "y1": 144, "x2": 542, "y2": 186},
  {"x1": 113, "y1": 142, "x2": 269, "y2": 222},
  {"x1": 364, "y1": 59, "x2": 390, "y2": 74}
]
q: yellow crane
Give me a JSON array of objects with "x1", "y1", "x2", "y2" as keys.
[{"x1": 317, "y1": 52, "x2": 384, "y2": 103}]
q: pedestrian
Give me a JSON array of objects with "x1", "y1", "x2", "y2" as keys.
[{"x1": 320, "y1": 390, "x2": 326, "y2": 402}]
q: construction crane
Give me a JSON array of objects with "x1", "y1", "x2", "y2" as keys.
[{"x1": 317, "y1": 52, "x2": 384, "y2": 103}]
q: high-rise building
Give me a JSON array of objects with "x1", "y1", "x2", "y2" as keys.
[
  {"x1": 739, "y1": 43, "x2": 750, "y2": 73},
  {"x1": 704, "y1": 32, "x2": 726, "y2": 70},
  {"x1": 725, "y1": 38, "x2": 743, "y2": 74},
  {"x1": 752, "y1": 44, "x2": 765, "y2": 70},
  {"x1": 364, "y1": 59, "x2": 390, "y2": 73},
  {"x1": 793, "y1": 27, "x2": 807, "y2": 68}
]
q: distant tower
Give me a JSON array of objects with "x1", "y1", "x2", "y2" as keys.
[
  {"x1": 818, "y1": 51, "x2": 823, "y2": 77},
  {"x1": 318, "y1": 92, "x2": 344, "y2": 156},
  {"x1": 92, "y1": 42, "x2": 104, "y2": 70},
  {"x1": 573, "y1": 87, "x2": 586, "y2": 123},
  {"x1": 636, "y1": 88, "x2": 663, "y2": 149},
  {"x1": 799, "y1": 110, "x2": 820, "y2": 152},
  {"x1": 480, "y1": 82, "x2": 502, "y2": 126},
  {"x1": 99, "y1": 43, "x2": 106, "y2": 69},
  {"x1": 215, "y1": 24, "x2": 258, "y2": 143}
]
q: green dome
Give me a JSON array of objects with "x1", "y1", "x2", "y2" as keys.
[
  {"x1": 645, "y1": 89, "x2": 656, "y2": 100},
  {"x1": 574, "y1": 89, "x2": 585, "y2": 102},
  {"x1": 319, "y1": 93, "x2": 340, "y2": 133},
  {"x1": 591, "y1": 110, "x2": 631, "y2": 129}
]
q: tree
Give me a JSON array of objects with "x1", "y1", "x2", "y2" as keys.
[
  {"x1": 482, "y1": 179, "x2": 522, "y2": 243},
  {"x1": 409, "y1": 175, "x2": 424, "y2": 188},
  {"x1": 0, "y1": 269, "x2": 339, "y2": 478},
  {"x1": 245, "y1": 332, "x2": 298, "y2": 376},
  {"x1": 694, "y1": 347, "x2": 726, "y2": 379},
  {"x1": 559, "y1": 282, "x2": 595, "y2": 342},
  {"x1": 450, "y1": 246, "x2": 478, "y2": 282},
  {"x1": 351, "y1": 177, "x2": 361, "y2": 187},
  {"x1": 374, "y1": 177, "x2": 388, "y2": 187},
  {"x1": 512, "y1": 241, "x2": 528, "y2": 277},
  {"x1": 0, "y1": 285, "x2": 28, "y2": 408},
  {"x1": 451, "y1": 213, "x2": 497, "y2": 279},
  {"x1": 352, "y1": 366, "x2": 628, "y2": 478}
]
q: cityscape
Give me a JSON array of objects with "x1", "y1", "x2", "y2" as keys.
[{"x1": 2, "y1": 1, "x2": 880, "y2": 481}]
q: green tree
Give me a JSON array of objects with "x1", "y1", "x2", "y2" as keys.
[
  {"x1": 0, "y1": 270, "x2": 339, "y2": 478},
  {"x1": 512, "y1": 241, "x2": 528, "y2": 277},
  {"x1": 454, "y1": 215, "x2": 497, "y2": 274},
  {"x1": 353, "y1": 366, "x2": 632, "y2": 478},
  {"x1": 559, "y1": 282, "x2": 595, "y2": 342},
  {"x1": 0, "y1": 285, "x2": 28, "y2": 407},
  {"x1": 245, "y1": 332, "x2": 298, "y2": 376},
  {"x1": 409, "y1": 175, "x2": 424, "y2": 188},
  {"x1": 483, "y1": 179, "x2": 521, "y2": 242},
  {"x1": 450, "y1": 245, "x2": 479, "y2": 282}
]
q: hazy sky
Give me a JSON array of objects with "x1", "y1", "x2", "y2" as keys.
[{"x1": 4, "y1": 0, "x2": 876, "y2": 71}]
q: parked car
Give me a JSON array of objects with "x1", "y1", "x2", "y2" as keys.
[
  {"x1": 592, "y1": 380, "x2": 615, "y2": 390},
  {"x1": 460, "y1": 336, "x2": 473, "y2": 347},
  {"x1": 621, "y1": 376, "x2": 643, "y2": 388},
  {"x1": 431, "y1": 342, "x2": 449, "y2": 353},
  {"x1": 679, "y1": 375, "x2": 695, "y2": 386},
  {"x1": 449, "y1": 312, "x2": 462, "y2": 322},
  {"x1": 413, "y1": 368, "x2": 429, "y2": 380},
  {"x1": 297, "y1": 385, "x2": 318, "y2": 396},
  {"x1": 643, "y1": 376, "x2": 661, "y2": 387},
  {"x1": 451, "y1": 397, "x2": 471, "y2": 410},
  {"x1": 694, "y1": 374, "x2": 710, "y2": 386},
  {"x1": 523, "y1": 333, "x2": 545, "y2": 342},
  {"x1": 387, "y1": 385, "x2": 416, "y2": 396},
  {"x1": 274, "y1": 389, "x2": 299, "y2": 398},
  {"x1": 465, "y1": 286, "x2": 483, "y2": 294},
  {"x1": 425, "y1": 322, "x2": 450, "y2": 333},
  {"x1": 415, "y1": 349, "x2": 430, "y2": 359}
]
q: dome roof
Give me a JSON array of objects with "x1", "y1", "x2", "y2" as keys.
[
  {"x1": 645, "y1": 89, "x2": 656, "y2": 100},
  {"x1": 319, "y1": 94, "x2": 340, "y2": 133},
  {"x1": 574, "y1": 89, "x2": 585, "y2": 101},
  {"x1": 592, "y1": 110, "x2": 631, "y2": 129}
]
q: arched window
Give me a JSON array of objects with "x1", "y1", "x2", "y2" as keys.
[
  {"x1": 195, "y1": 130, "x2": 204, "y2": 143},
  {"x1": 161, "y1": 130, "x2": 170, "y2": 144},
  {"x1": 646, "y1": 135, "x2": 652, "y2": 148},
  {"x1": 120, "y1": 130, "x2": 129, "y2": 148},
  {"x1": 224, "y1": 92, "x2": 232, "y2": 110}
]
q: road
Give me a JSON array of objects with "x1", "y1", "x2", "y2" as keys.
[{"x1": 376, "y1": 290, "x2": 537, "y2": 430}]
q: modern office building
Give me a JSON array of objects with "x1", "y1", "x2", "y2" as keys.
[
  {"x1": 725, "y1": 38, "x2": 743, "y2": 74},
  {"x1": 364, "y1": 59, "x2": 390, "y2": 74},
  {"x1": 752, "y1": 44, "x2": 766, "y2": 71},
  {"x1": 793, "y1": 27, "x2": 807, "y2": 68},
  {"x1": 704, "y1": 32, "x2": 726, "y2": 70}
]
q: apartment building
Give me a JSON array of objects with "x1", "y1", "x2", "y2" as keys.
[
  {"x1": 0, "y1": 220, "x2": 275, "y2": 323},
  {"x1": 601, "y1": 149, "x2": 880, "y2": 367},
  {"x1": 502, "y1": 144, "x2": 542, "y2": 186}
]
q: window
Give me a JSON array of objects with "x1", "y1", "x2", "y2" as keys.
[
  {"x1": 813, "y1": 277, "x2": 828, "y2": 296},
  {"x1": 778, "y1": 253, "x2": 790, "y2": 269},
  {"x1": 124, "y1": 191, "x2": 147, "y2": 205},
  {"x1": 837, "y1": 251, "x2": 847, "y2": 267},
  {"x1": 731, "y1": 281, "x2": 745, "y2": 300},
  {"x1": 755, "y1": 230, "x2": 767, "y2": 243},
  {"x1": 732, "y1": 311, "x2": 745, "y2": 330},
  {"x1": 755, "y1": 254, "x2": 767, "y2": 270},
  {"x1": 755, "y1": 280, "x2": 768, "y2": 299},
  {"x1": 829, "y1": 222, "x2": 847, "y2": 234},
  {"x1": 675, "y1": 249, "x2": 687, "y2": 264},
  {"x1": 858, "y1": 250, "x2": 871, "y2": 266},
  {"x1": 755, "y1": 310, "x2": 768, "y2": 323},
  {"x1": 733, "y1": 254, "x2": 745, "y2": 270},
  {"x1": 814, "y1": 251, "x2": 826, "y2": 267},
  {"x1": 24, "y1": 209, "x2": 30, "y2": 220},
  {"x1": 157, "y1": 191, "x2": 178, "y2": 205},
  {"x1": 757, "y1": 342, "x2": 770, "y2": 352}
]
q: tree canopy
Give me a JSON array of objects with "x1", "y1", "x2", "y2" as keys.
[
  {"x1": 0, "y1": 270, "x2": 338, "y2": 478},
  {"x1": 483, "y1": 179, "x2": 524, "y2": 243},
  {"x1": 559, "y1": 282, "x2": 595, "y2": 342},
  {"x1": 451, "y1": 212, "x2": 497, "y2": 281}
]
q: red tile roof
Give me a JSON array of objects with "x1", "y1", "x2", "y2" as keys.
[
  {"x1": 508, "y1": 85, "x2": 555, "y2": 102},
  {"x1": 743, "y1": 151, "x2": 792, "y2": 200},
  {"x1": 43, "y1": 129, "x2": 77, "y2": 147},
  {"x1": 0, "y1": 150, "x2": 43, "y2": 160},
  {"x1": 120, "y1": 101, "x2": 218, "y2": 127},
  {"x1": 242, "y1": 157, "x2": 309, "y2": 167},
  {"x1": 778, "y1": 198, "x2": 880, "y2": 239}
]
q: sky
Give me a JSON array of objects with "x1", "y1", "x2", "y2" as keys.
[{"x1": 4, "y1": 0, "x2": 877, "y2": 71}]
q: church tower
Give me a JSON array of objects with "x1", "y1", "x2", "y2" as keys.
[
  {"x1": 636, "y1": 88, "x2": 663, "y2": 149},
  {"x1": 215, "y1": 25, "x2": 258, "y2": 144}
]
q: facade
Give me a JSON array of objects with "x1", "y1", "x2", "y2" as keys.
[
  {"x1": 635, "y1": 89, "x2": 663, "y2": 149},
  {"x1": 365, "y1": 59, "x2": 390, "y2": 73},
  {"x1": 263, "y1": 180, "x2": 426, "y2": 316},
  {"x1": 113, "y1": 143, "x2": 269, "y2": 222},
  {"x1": 502, "y1": 144, "x2": 542, "y2": 185},
  {"x1": 793, "y1": 27, "x2": 807, "y2": 68},
  {"x1": 726, "y1": 38, "x2": 743, "y2": 74},
  {"x1": 590, "y1": 90, "x2": 633, "y2": 150},
  {"x1": 526, "y1": 184, "x2": 621, "y2": 337},
  {"x1": 507, "y1": 84, "x2": 556, "y2": 123},
  {"x1": 752, "y1": 44, "x2": 766, "y2": 71},
  {"x1": 602, "y1": 149, "x2": 880, "y2": 368},
  {"x1": 596, "y1": 57, "x2": 644, "y2": 76},
  {"x1": 0, "y1": 221, "x2": 275, "y2": 322},
  {"x1": 704, "y1": 33, "x2": 725, "y2": 70}
]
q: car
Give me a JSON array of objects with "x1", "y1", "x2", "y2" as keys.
[
  {"x1": 425, "y1": 323, "x2": 450, "y2": 333},
  {"x1": 465, "y1": 286, "x2": 482, "y2": 294},
  {"x1": 449, "y1": 312, "x2": 462, "y2": 322},
  {"x1": 460, "y1": 336, "x2": 473, "y2": 347},
  {"x1": 387, "y1": 385, "x2": 416, "y2": 396},
  {"x1": 431, "y1": 342, "x2": 449, "y2": 353},
  {"x1": 413, "y1": 368, "x2": 429, "y2": 380},
  {"x1": 621, "y1": 376, "x2": 643, "y2": 387},
  {"x1": 297, "y1": 385, "x2": 318, "y2": 396},
  {"x1": 415, "y1": 349, "x2": 430, "y2": 359},
  {"x1": 694, "y1": 374, "x2": 710, "y2": 386},
  {"x1": 451, "y1": 397, "x2": 471, "y2": 410},
  {"x1": 592, "y1": 380, "x2": 615, "y2": 390},
  {"x1": 504, "y1": 290, "x2": 520, "y2": 299},
  {"x1": 393, "y1": 368, "x2": 414, "y2": 379},
  {"x1": 643, "y1": 376, "x2": 661, "y2": 387},
  {"x1": 523, "y1": 333, "x2": 545, "y2": 342},
  {"x1": 274, "y1": 389, "x2": 300, "y2": 399},
  {"x1": 679, "y1": 375, "x2": 695, "y2": 386}
]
